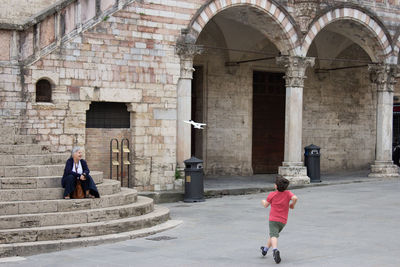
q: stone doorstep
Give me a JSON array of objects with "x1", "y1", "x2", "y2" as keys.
[
  {"x1": 0, "y1": 171, "x2": 103, "y2": 189},
  {"x1": 0, "y1": 153, "x2": 70, "y2": 167},
  {"x1": 0, "y1": 219, "x2": 182, "y2": 258},
  {"x1": 0, "y1": 188, "x2": 137, "y2": 216},
  {"x1": 0, "y1": 144, "x2": 54, "y2": 155},
  {"x1": 1, "y1": 164, "x2": 65, "y2": 178},
  {"x1": 0, "y1": 179, "x2": 121, "y2": 201},
  {"x1": 0, "y1": 206, "x2": 170, "y2": 245},
  {"x1": 0, "y1": 196, "x2": 154, "y2": 230}
]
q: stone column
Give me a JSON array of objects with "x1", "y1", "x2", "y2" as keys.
[
  {"x1": 175, "y1": 32, "x2": 202, "y2": 168},
  {"x1": 276, "y1": 56, "x2": 315, "y2": 184},
  {"x1": 368, "y1": 64, "x2": 399, "y2": 177}
]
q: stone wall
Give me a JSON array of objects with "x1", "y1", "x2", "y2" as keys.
[
  {"x1": 303, "y1": 68, "x2": 376, "y2": 173},
  {"x1": 0, "y1": 0, "x2": 204, "y2": 190}
]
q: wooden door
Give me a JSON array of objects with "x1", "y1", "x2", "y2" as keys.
[{"x1": 252, "y1": 71, "x2": 285, "y2": 174}]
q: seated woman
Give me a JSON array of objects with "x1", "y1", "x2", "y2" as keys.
[{"x1": 61, "y1": 146, "x2": 100, "y2": 199}]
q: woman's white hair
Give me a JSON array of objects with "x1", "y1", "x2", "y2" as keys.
[{"x1": 71, "y1": 146, "x2": 81, "y2": 157}]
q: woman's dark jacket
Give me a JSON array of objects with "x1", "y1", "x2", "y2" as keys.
[{"x1": 62, "y1": 157, "x2": 100, "y2": 198}]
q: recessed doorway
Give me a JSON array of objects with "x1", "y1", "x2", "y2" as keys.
[{"x1": 252, "y1": 71, "x2": 285, "y2": 174}]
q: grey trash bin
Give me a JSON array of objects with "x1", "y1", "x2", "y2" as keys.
[
  {"x1": 184, "y1": 156, "x2": 205, "y2": 203},
  {"x1": 304, "y1": 144, "x2": 321, "y2": 183}
]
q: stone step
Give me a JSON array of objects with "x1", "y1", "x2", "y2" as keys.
[
  {"x1": 1, "y1": 164, "x2": 65, "y2": 178},
  {"x1": 0, "y1": 219, "x2": 182, "y2": 258},
  {"x1": 0, "y1": 188, "x2": 137, "y2": 216},
  {"x1": 0, "y1": 171, "x2": 103, "y2": 189},
  {"x1": 0, "y1": 153, "x2": 70, "y2": 167},
  {"x1": 0, "y1": 196, "x2": 154, "y2": 230},
  {"x1": 14, "y1": 135, "x2": 36, "y2": 145},
  {"x1": 0, "y1": 144, "x2": 54, "y2": 155},
  {"x1": 0, "y1": 205, "x2": 170, "y2": 244},
  {"x1": 0, "y1": 179, "x2": 121, "y2": 201}
]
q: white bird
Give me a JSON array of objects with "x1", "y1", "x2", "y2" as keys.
[{"x1": 183, "y1": 120, "x2": 206, "y2": 129}]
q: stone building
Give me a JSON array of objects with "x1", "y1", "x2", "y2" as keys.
[{"x1": 1, "y1": 0, "x2": 400, "y2": 191}]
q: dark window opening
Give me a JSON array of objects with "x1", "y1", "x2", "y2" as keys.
[
  {"x1": 36, "y1": 79, "x2": 52, "y2": 102},
  {"x1": 86, "y1": 102, "x2": 130, "y2": 128}
]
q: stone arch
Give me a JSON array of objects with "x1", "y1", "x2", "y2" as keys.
[
  {"x1": 187, "y1": 0, "x2": 301, "y2": 55},
  {"x1": 301, "y1": 6, "x2": 392, "y2": 63},
  {"x1": 393, "y1": 27, "x2": 400, "y2": 64}
]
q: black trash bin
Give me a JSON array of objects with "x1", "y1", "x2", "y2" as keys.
[
  {"x1": 304, "y1": 144, "x2": 321, "y2": 183},
  {"x1": 184, "y1": 156, "x2": 205, "y2": 202}
]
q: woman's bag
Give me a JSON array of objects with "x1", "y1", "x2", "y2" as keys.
[{"x1": 72, "y1": 179, "x2": 85, "y2": 199}]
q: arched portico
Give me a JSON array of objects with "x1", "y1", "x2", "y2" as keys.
[
  {"x1": 176, "y1": 1, "x2": 316, "y2": 184},
  {"x1": 301, "y1": 7, "x2": 398, "y2": 177}
]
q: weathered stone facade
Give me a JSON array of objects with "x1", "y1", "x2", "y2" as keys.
[{"x1": 2, "y1": 0, "x2": 400, "y2": 189}]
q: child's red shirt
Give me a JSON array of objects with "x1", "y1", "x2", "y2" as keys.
[{"x1": 266, "y1": 190, "x2": 294, "y2": 224}]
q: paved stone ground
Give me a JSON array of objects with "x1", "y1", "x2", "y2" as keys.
[{"x1": 2, "y1": 178, "x2": 400, "y2": 267}]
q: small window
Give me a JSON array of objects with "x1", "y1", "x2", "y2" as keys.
[
  {"x1": 36, "y1": 79, "x2": 52, "y2": 102},
  {"x1": 86, "y1": 102, "x2": 130, "y2": 128}
]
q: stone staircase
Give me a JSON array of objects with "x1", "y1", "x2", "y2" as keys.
[{"x1": 0, "y1": 129, "x2": 180, "y2": 257}]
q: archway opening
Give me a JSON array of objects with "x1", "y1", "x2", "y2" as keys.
[
  {"x1": 193, "y1": 5, "x2": 290, "y2": 176},
  {"x1": 305, "y1": 20, "x2": 378, "y2": 173}
]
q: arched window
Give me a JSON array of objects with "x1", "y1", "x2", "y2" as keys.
[{"x1": 35, "y1": 79, "x2": 52, "y2": 102}]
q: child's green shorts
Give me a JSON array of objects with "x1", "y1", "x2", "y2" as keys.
[{"x1": 269, "y1": 221, "x2": 286, "y2": 238}]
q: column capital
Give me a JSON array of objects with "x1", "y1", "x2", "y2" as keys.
[
  {"x1": 368, "y1": 63, "x2": 398, "y2": 92},
  {"x1": 176, "y1": 30, "x2": 203, "y2": 79},
  {"x1": 276, "y1": 56, "x2": 315, "y2": 87}
]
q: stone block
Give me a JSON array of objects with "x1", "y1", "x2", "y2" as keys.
[
  {"x1": 42, "y1": 212, "x2": 87, "y2": 227},
  {"x1": 0, "y1": 202, "x2": 18, "y2": 215},
  {"x1": 36, "y1": 177, "x2": 60, "y2": 188},
  {"x1": 81, "y1": 0, "x2": 96, "y2": 23},
  {"x1": 99, "y1": 88, "x2": 142, "y2": 102},
  {"x1": 19, "y1": 201, "x2": 58, "y2": 214},
  {"x1": 0, "y1": 30, "x2": 11, "y2": 61},
  {"x1": 0, "y1": 127, "x2": 15, "y2": 144},
  {"x1": 80, "y1": 86, "x2": 94, "y2": 100},
  {"x1": 0, "y1": 189, "x2": 23, "y2": 201},
  {"x1": 0, "y1": 229, "x2": 38, "y2": 244},
  {"x1": 87, "y1": 209, "x2": 120, "y2": 223},
  {"x1": 0, "y1": 178, "x2": 37, "y2": 189},
  {"x1": 58, "y1": 200, "x2": 91, "y2": 212},
  {"x1": 153, "y1": 109, "x2": 176, "y2": 120},
  {"x1": 101, "y1": 0, "x2": 115, "y2": 11},
  {"x1": 37, "y1": 165, "x2": 64, "y2": 177},
  {"x1": 64, "y1": 4, "x2": 76, "y2": 34},
  {"x1": 40, "y1": 15, "x2": 56, "y2": 48},
  {"x1": 0, "y1": 155, "x2": 14, "y2": 166},
  {"x1": 37, "y1": 227, "x2": 81, "y2": 241},
  {"x1": 13, "y1": 241, "x2": 61, "y2": 257},
  {"x1": 3, "y1": 166, "x2": 37, "y2": 178}
]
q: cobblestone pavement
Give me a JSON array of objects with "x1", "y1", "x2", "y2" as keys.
[{"x1": 2, "y1": 178, "x2": 400, "y2": 267}]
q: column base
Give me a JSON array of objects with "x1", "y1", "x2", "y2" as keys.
[
  {"x1": 368, "y1": 161, "x2": 399, "y2": 178},
  {"x1": 278, "y1": 164, "x2": 310, "y2": 185}
]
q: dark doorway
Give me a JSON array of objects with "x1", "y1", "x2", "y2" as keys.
[
  {"x1": 86, "y1": 102, "x2": 130, "y2": 128},
  {"x1": 252, "y1": 71, "x2": 285, "y2": 173},
  {"x1": 191, "y1": 66, "x2": 204, "y2": 159}
]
